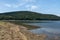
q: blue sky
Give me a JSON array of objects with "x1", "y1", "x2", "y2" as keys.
[{"x1": 0, "y1": 0, "x2": 60, "y2": 16}]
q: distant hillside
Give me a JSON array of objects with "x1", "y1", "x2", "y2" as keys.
[{"x1": 0, "y1": 11, "x2": 60, "y2": 20}]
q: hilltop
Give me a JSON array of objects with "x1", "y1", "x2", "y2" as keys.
[{"x1": 0, "y1": 11, "x2": 60, "y2": 20}]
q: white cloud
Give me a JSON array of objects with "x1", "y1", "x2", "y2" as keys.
[
  {"x1": 23, "y1": 0, "x2": 32, "y2": 2},
  {"x1": 2, "y1": 0, "x2": 27, "y2": 8},
  {"x1": 4, "y1": 3, "x2": 25, "y2": 8},
  {"x1": 3, "y1": 0, "x2": 37, "y2": 8},
  {"x1": 12, "y1": 3, "x2": 25, "y2": 8},
  {"x1": 17, "y1": 0, "x2": 36, "y2": 3},
  {"x1": 4, "y1": 4, "x2": 12, "y2": 7},
  {"x1": 25, "y1": 5, "x2": 39, "y2": 11},
  {"x1": 30, "y1": 6, "x2": 38, "y2": 10}
]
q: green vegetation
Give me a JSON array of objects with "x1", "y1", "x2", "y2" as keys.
[{"x1": 0, "y1": 11, "x2": 60, "y2": 20}]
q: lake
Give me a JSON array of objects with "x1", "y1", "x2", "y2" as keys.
[{"x1": 25, "y1": 21, "x2": 60, "y2": 36}]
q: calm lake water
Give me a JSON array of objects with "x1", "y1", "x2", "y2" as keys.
[{"x1": 25, "y1": 21, "x2": 60, "y2": 36}]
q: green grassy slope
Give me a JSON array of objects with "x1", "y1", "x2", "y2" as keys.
[{"x1": 0, "y1": 11, "x2": 60, "y2": 20}]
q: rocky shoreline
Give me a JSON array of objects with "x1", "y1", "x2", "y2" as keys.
[
  {"x1": 0, "y1": 21, "x2": 47, "y2": 40},
  {"x1": 0, "y1": 21, "x2": 60, "y2": 40}
]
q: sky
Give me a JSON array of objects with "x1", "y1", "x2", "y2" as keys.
[{"x1": 0, "y1": 0, "x2": 60, "y2": 16}]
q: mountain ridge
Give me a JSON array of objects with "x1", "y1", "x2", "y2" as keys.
[{"x1": 0, "y1": 11, "x2": 60, "y2": 20}]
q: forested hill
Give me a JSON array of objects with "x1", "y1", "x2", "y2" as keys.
[{"x1": 0, "y1": 11, "x2": 60, "y2": 20}]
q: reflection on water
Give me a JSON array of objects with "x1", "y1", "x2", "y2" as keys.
[
  {"x1": 26, "y1": 21, "x2": 60, "y2": 28},
  {"x1": 29, "y1": 28, "x2": 60, "y2": 40},
  {"x1": 25, "y1": 21, "x2": 60, "y2": 36},
  {"x1": 29, "y1": 28, "x2": 60, "y2": 35}
]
